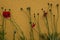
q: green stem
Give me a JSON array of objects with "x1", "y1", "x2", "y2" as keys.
[
  {"x1": 53, "y1": 15, "x2": 56, "y2": 40},
  {"x1": 37, "y1": 13, "x2": 41, "y2": 40},
  {"x1": 29, "y1": 14, "x2": 34, "y2": 40},
  {"x1": 27, "y1": 8, "x2": 34, "y2": 40},
  {"x1": 8, "y1": 16, "x2": 26, "y2": 40},
  {"x1": 45, "y1": 17, "x2": 51, "y2": 40},
  {"x1": 13, "y1": 31, "x2": 16, "y2": 40},
  {"x1": 2, "y1": 17, "x2": 5, "y2": 40}
]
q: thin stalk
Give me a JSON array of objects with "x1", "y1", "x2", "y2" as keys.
[
  {"x1": 48, "y1": 3, "x2": 55, "y2": 40},
  {"x1": 33, "y1": 13, "x2": 41, "y2": 34},
  {"x1": 54, "y1": 4, "x2": 59, "y2": 40},
  {"x1": 13, "y1": 30, "x2": 16, "y2": 40},
  {"x1": 48, "y1": 3, "x2": 54, "y2": 34},
  {"x1": 27, "y1": 7, "x2": 34, "y2": 40},
  {"x1": 37, "y1": 13, "x2": 41, "y2": 40},
  {"x1": 49, "y1": 4, "x2": 53, "y2": 32},
  {"x1": 49, "y1": 9, "x2": 54, "y2": 40},
  {"x1": 42, "y1": 9, "x2": 51, "y2": 40},
  {"x1": 2, "y1": 16, "x2": 5, "y2": 40},
  {"x1": 45, "y1": 17, "x2": 51, "y2": 40},
  {"x1": 56, "y1": 4, "x2": 59, "y2": 27},
  {"x1": 53, "y1": 15, "x2": 57, "y2": 40},
  {"x1": 8, "y1": 14, "x2": 26, "y2": 40},
  {"x1": 55, "y1": 4, "x2": 59, "y2": 34},
  {"x1": 1, "y1": 8, "x2": 5, "y2": 40},
  {"x1": 9, "y1": 18, "x2": 25, "y2": 37},
  {"x1": 29, "y1": 12, "x2": 34, "y2": 40}
]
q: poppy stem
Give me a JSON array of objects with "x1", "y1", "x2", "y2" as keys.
[
  {"x1": 37, "y1": 13, "x2": 42, "y2": 40},
  {"x1": 8, "y1": 14, "x2": 26, "y2": 40},
  {"x1": 13, "y1": 30, "x2": 16, "y2": 40},
  {"x1": 48, "y1": 3, "x2": 54, "y2": 34},
  {"x1": 1, "y1": 8, "x2": 6, "y2": 40},
  {"x1": 34, "y1": 13, "x2": 39, "y2": 34},
  {"x1": 53, "y1": 15, "x2": 56, "y2": 40},
  {"x1": 2, "y1": 18, "x2": 4, "y2": 40},
  {"x1": 27, "y1": 7, "x2": 34, "y2": 40},
  {"x1": 55, "y1": 4, "x2": 59, "y2": 32},
  {"x1": 49, "y1": 9, "x2": 54, "y2": 40},
  {"x1": 45, "y1": 17, "x2": 51, "y2": 40}
]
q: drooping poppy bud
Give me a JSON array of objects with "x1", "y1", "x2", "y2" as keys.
[
  {"x1": 48, "y1": 3, "x2": 49, "y2": 5},
  {"x1": 49, "y1": 9, "x2": 52, "y2": 12},
  {"x1": 56, "y1": 4, "x2": 59, "y2": 7},
  {"x1": 32, "y1": 23, "x2": 35, "y2": 28},
  {"x1": 43, "y1": 11, "x2": 47, "y2": 17},
  {"x1": 37, "y1": 13, "x2": 39, "y2": 15},
  {"x1": 41, "y1": 8, "x2": 43, "y2": 11},
  {"x1": 50, "y1": 3, "x2": 52, "y2": 6},
  {"x1": 14, "y1": 30, "x2": 16, "y2": 34},
  {"x1": 20, "y1": 8, "x2": 23, "y2": 11},
  {"x1": 1, "y1": 7, "x2": 4, "y2": 10},
  {"x1": 27, "y1": 7, "x2": 31, "y2": 11},
  {"x1": 34, "y1": 13, "x2": 35, "y2": 18},
  {"x1": 9, "y1": 9, "x2": 11, "y2": 11},
  {"x1": 2, "y1": 9, "x2": 11, "y2": 18}
]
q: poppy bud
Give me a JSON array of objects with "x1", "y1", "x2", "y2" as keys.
[
  {"x1": 56, "y1": 4, "x2": 59, "y2": 7},
  {"x1": 37, "y1": 13, "x2": 39, "y2": 15},
  {"x1": 1, "y1": 7, "x2": 4, "y2": 10},
  {"x1": 49, "y1": 9, "x2": 52, "y2": 12},
  {"x1": 14, "y1": 31, "x2": 16, "y2": 34},
  {"x1": 9, "y1": 9, "x2": 11, "y2": 11},
  {"x1": 20, "y1": 8, "x2": 23, "y2": 11},
  {"x1": 27, "y1": 7, "x2": 31, "y2": 11},
  {"x1": 50, "y1": 3, "x2": 52, "y2": 6},
  {"x1": 32, "y1": 23, "x2": 35, "y2": 28},
  {"x1": 43, "y1": 11, "x2": 47, "y2": 17},
  {"x1": 48, "y1": 3, "x2": 49, "y2": 5},
  {"x1": 34, "y1": 13, "x2": 35, "y2": 18}
]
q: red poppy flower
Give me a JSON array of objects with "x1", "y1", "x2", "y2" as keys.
[
  {"x1": 3, "y1": 11, "x2": 11, "y2": 18},
  {"x1": 32, "y1": 23, "x2": 35, "y2": 28}
]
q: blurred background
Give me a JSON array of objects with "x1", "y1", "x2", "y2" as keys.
[{"x1": 0, "y1": 0, "x2": 60, "y2": 40}]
